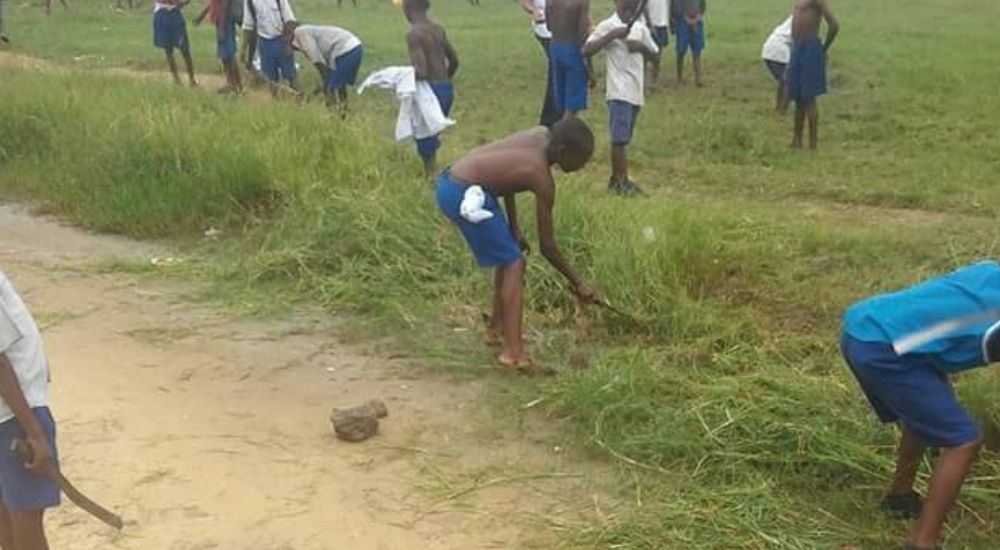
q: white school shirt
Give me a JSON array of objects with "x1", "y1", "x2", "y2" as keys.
[
  {"x1": 586, "y1": 14, "x2": 659, "y2": 106},
  {"x1": 292, "y1": 25, "x2": 361, "y2": 68},
  {"x1": 531, "y1": 0, "x2": 551, "y2": 39},
  {"x1": 761, "y1": 16, "x2": 793, "y2": 63},
  {"x1": 242, "y1": 0, "x2": 295, "y2": 40},
  {"x1": 0, "y1": 272, "x2": 50, "y2": 424},
  {"x1": 646, "y1": 0, "x2": 670, "y2": 28}
]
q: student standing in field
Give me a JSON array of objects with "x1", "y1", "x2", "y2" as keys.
[
  {"x1": 436, "y1": 119, "x2": 600, "y2": 370},
  {"x1": 287, "y1": 21, "x2": 364, "y2": 114},
  {"x1": 242, "y1": 0, "x2": 299, "y2": 97},
  {"x1": 0, "y1": 271, "x2": 60, "y2": 550},
  {"x1": 789, "y1": 0, "x2": 838, "y2": 149},
  {"x1": 519, "y1": 0, "x2": 563, "y2": 127},
  {"x1": 761, "y1": 15, "x2": 792, "y2": 114},
  {"x1": 583, "y1": 0, "x2": 658, "y2": 196},
  {"x1": 643, "y1": 0, "x2": 669, "y2": 92},
  {"x1": 546, "y1": 0, "x2": 593, "y2": 119},
  {"x1": 153, "y1": 0, "x2": 198, "y2": 87},
  {"x1": 670, "y1": 0, "x2": 704, "y2": 86},
  {"x1": 840, "y1": 261, "x2": 1000, "y2": 550},
  {"x1": 194, "y1": 0, "x2": 243, "y2": 94},
  {"x1": 404, "y1": 0, "x2": 459, "y2": 177}
]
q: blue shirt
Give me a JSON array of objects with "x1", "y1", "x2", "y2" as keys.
[{"x1": 843, "y1": 261, "x2": 1000, "y2": 373}]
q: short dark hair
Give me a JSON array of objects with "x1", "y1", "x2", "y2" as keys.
[{"x1": 550, "y1": 118, "x2": 595, "y2": 158}]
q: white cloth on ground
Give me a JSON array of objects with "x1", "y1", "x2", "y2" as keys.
[
  {"x1": 358, "y1": 66, "x2": 455, "y2": 141},
  {"x1": 459, "y1": 186, "x2": 494, "y2": 224}
]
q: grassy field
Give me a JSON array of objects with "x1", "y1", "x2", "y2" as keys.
[{"x1": 3, "y1": 0, "x2": 1000, "y2": 547}]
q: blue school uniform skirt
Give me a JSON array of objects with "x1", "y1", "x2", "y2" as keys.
[
  {"x1": 436, "y1": 171, "x2": 522, "y2": 269},
  {"x1": 153, "y1": 8, "x2": 189, "y2": 52},
  {"x1": 324, "y1": 44, "x2": 364, "y2": 91},
  {"x1": 548, "y1": 41, "x2": 588, "y2": 112},
  {"x1": 787, "y1": 37, "x2": 827, "y2": 101}
]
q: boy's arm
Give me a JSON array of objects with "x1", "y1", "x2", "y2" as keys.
[
  {"x1": 627, "y1": 24, "x2": 659, "y2": 58},
  {"x1": 581, "y1": 23, "x2": 629, "y2": 57},
  {"x1": 819, "y1": 0, "x2": 839, "y2": 51},
  {"x1": 534, "y1": 178, "x2": 595, "y2": 301},
  {"x1": 443, "y1": 32, "x2": 460, "y2": 79},
  {"x1": 519, "y1": 0, "x2": 543, "y2": 21},
  {"x1": 0, "y1": 355, "x2": 52, "y2": 476},
  {"x1": 406, "y1": 31, "x2": 430, "y2": 81},
  {"x1": 575, "y1": 0, "x2": 591, "y2": 45},
  {"x1": 699, "y1": 0, "x2": 705, "y2": 15},
  {"x1": 192, "y1": 3, "x2": 209, "y2": 25}
]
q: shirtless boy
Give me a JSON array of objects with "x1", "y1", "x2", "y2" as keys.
[
  {"x1": 789, "y1": 0, "x2": 838, "y2": 149},
  {"x1": 435, "y1": 119, "x2": 601, "y2": 369}
]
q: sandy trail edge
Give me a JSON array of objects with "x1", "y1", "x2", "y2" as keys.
[{"x1": 0, "y1": 203, "x2": 606, "y2": 550}]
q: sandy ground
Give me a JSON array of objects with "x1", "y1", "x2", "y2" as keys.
[{"x1": 0, "y1": 203, "x2": 604, "y2": 549}]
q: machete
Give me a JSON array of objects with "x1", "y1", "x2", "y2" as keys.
[{"x1": 11, "y1": 439, "x2": 124, "y2": 530}]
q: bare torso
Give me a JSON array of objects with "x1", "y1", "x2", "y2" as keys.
[
  {"x1": 449, "y1": 128, "x2": 552, "y2": 196},
  {"x1": 792, "y1": 0, "x2": 822, "y2": 44},
  {"x1": 407, "y1": 21, "x2": 452, "y2": 82},
  {"x1": 546, "y1": 0, "x2": 588, "y2": 45}
]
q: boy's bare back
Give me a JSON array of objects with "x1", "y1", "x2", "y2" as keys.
[
  {"x1": 546, "y1": 0, "x2": 590, "y2": 44},
  {"x1": 792, "y1": 0, "x2": 833, "y2": 44},
  {"x1": 450, "y1": 128, "x2": 552, "y2": 197},
  {"x1": 406, "y1": 21, "x2": 455, "y2": 82}
]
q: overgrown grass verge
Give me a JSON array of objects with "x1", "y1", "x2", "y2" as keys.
[{"x1": 3, "y1": 68, "x2": 1000, "y2": 548}]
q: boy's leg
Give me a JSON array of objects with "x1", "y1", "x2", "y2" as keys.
[
  {"x1": 675, "y1": 53, "x2": 684, "y2": 83},
  {"x1": 611, "y1": 144, "x2": 627, "y2": 184},
  {"x1": 9, "y1": 510, "x2": 47, "y2": 550},
  {"x1": 498, "y1": 259, "x2": 526, "y2": 363},
  {"x1": 692, "y1": 54, "x2": 703, "y2": 87},
  {"x1": 165, "y1": 50, "x2": 182, "y2": 85},
  {"x1": 0, "y1": 500, "x2": 14, "y2": 550},
  {"x1": 491, "y1": 267, "x2": 505, "y2": 335},
  {"x1": 909, "y1": 439, "x2": 981, "y2": 548},
  {"x1": 775, "y1": 81, "x2": 786, "y2": 113},
  {"x1": 806, "y1": 98, "x2": 819, "y2": 150},
  {"x1": 792, "y1": 101, "x2": 805, "y2": 148},
  {"x1": 889, "y1": 428, "x2": 926, "y2": 497},
  {"x1": 180, "y1": 44, "x2": 197, "y2": 86}
]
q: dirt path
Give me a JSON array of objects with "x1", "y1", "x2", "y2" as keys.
[{"x1": 0, "y1": 203, "x2": 602, "y2": 550}]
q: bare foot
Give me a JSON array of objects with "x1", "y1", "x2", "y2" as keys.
[{"x1": 497, "y1": 354, "x2": 555, "y2": 376}]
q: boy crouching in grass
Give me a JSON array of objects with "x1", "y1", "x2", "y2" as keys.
[
  {"x1": 583, "y1": 0, "x2": 659, "y2": 196},
  {"x1": 435, "y1": 119, "x2": 601, "y2": 372},
  {"x1": 0, "y1": 271, "x2": 59, "y2": 550},
  {"x1": 154, "y1": 0, "x2": 198, "y2": 86},
  {"x1": 287, "y1": 21, "x2": 364, "y2": 115},
  {"x1": 841, "y1": 261, "x2": 1000, "y2": 550}
]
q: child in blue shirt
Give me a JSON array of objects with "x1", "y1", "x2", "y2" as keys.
[{"x1": 841, "y1": 261, "x2": 1000, "y2": 550}]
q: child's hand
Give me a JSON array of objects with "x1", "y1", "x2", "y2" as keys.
[
  {"x1": 608, "y1": 26, "x2": 630, "y2": 40},
  {"x1": 23, "y1": 435, "x2": 54, "y2": 477}
]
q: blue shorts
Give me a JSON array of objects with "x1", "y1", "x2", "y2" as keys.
[
  {"x1": 840, "y1": 333, "x2": 980, "y2": 448},
  {"x1": 217, "y1": 21, "x2": 237, "y2": 61},
  {"x1": 415, "y1": 82, "x2": 454, "y2": 160},
  {"x1": 675, "y1": 19, "x2": 705, "y2": 56},
  {"x1": 787, "y1": 38, "x2": 827, "y2": 101},
  {"x1": 153, "y1": 9, "x2": 189, "y2": 52},
  {"x1": 608, "y1": 100, "x2": 640, "y2": 145},
  {"x1": 549, "y1": 41, "x2": 588, "y2": 112},
  {"x1": 652, "y1": 26, "x2": 668, "y2": 48},
  {"x1": 325, "y1": 45, "x2": 364, "y2": 91},
  {"x1": 259, "y1": 35, "x2": 297, "y2": 83},
  {"x1": 0, "y1": 408, "x2": 60, "y2": 512},
  {"x1": 436, "y1": 171, "x2": 522, "y2": 269},
  {"x1": 764, "y1": 59, "x2": 786, "y2": 83}
]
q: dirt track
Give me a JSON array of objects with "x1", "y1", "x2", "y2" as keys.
[{"x1": 0, "y1": 203, "x2": 600, "y2": 549}]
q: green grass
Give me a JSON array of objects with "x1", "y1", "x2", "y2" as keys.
[{"x1": 3, "y1": 0, "x2": 1000, "y2": 547}]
